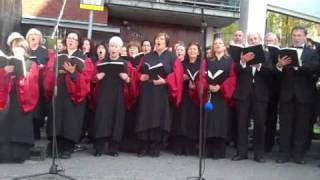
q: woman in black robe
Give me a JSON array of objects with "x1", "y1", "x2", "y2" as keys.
[
  {"x1": 135, "y1": 33, "x2": 184, "y2": 157},
  {"x1": 26, "y1": 28, "x2": 54, "y2": 140},
  {"x1": 0, "y1": 33, "x2": 39, "y2": 163},
  {"x1": 121, "y1": 40, "x2": 144, "y2": 153},
  {"x1": 44, "y1": 31, "x2": 95, "y2": 159},
  {"x1": 199, "y1": 38, "x2": 236, "y2": 159},
  {"x1": 172, "y1": 42, "x2": 201, "y2": 155},
  {"x1": 92, "y1": 36, "x2": 137, "y2": 157}
]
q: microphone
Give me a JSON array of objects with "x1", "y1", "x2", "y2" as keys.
[{"x1": 204, "y1": 92, "x2": 214, "y2": 111}]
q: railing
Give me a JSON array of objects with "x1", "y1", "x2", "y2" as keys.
[{"x1": 139, "y1": 0, "x2": 240, "y2": 12}]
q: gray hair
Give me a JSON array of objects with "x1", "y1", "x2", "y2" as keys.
[{"x1": 109, "y1": 36, "x2": 123, "y2": 48}]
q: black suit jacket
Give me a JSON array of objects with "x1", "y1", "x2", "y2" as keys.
[
  {"x1": 277, "y1": 47, "x2": 320, "y2": 103},
  {"x1": 233, "y1": 52, "x2": 274, "y2": 103}
]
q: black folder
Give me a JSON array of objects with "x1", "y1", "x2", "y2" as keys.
[
  {"x1": 96, "y1": 61, "x2": 125, "y2": 77},
  {"x1": 57, "y1": 53, "x2": 85, "y2": 72},
  {"x1": 0, "y1": 52, "x2": 27, "y2": 77},
  {"x1": 267, "y1": 45, "x2": 300, "y2": 67},
  {"x1": 143, "y1": 62, "x2": 165, "y2": 80},
  {"x1": 229, "y1": 44, "x2": 265, "y2": 65}
]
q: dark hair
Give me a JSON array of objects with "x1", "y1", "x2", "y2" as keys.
[
  {"x1": 82, "y1": 38, "x2": 95, "y2": 57},
  {"x1": 185, "y1": 42, "x2": 202, "y2": 62},
  {"x1": 127, "y1": 40, "x2": 141, "y2": 52},
  {"x1": 64, "y1": 30, "x2": 83, "y2": 49},
  {"x1": 154, "y1": 32, "x2": 170, "y2": 47},
  {"x1": 141, "y1": 39, "x2": 152, "y2": 47},
  {"x1": 94, "y1": 42, "x2": 108, "y2": 58},
  {"x1": 291, "y1": 25, "x2": 308, "y2": 36}
]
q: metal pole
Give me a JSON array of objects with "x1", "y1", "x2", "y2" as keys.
[{"x1": 88, "y1": 10, "x2": 94, "y2": 39}]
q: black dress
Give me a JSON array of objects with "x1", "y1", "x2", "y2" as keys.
[
  {"x1": 93, "y1": 57, "x2": 128, "y2": 154},
  {"x1": 46, "y1": 50, "x2": 87, "y2": 156},
  {"x1": 0, "y1": 60, "x2": 36, "y2": 163},
  {"x1": 29, "y1": 46, "x2": 49, "y2": 139},
  {"x1": 172, "y1": 59, "x2": 200, "y2": 155},
  {"x1": 122, "y1": 54, "x2": 144, "y2": 153},
  {"x1": 135, "y1": 50, "x2": 176, "y2": 156},
  {"x1": 205, "y1": 56, "x2": 233, "y2": 158}
]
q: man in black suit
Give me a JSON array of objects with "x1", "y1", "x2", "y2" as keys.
[
  {"x1": 232, "y1": 32, "x2": 274, "y2": 163},
  {"x1": 276, "y1": 26, "x2": 320, "y2": 164}
]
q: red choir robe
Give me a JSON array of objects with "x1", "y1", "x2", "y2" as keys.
[
  {"x1": 134, "y1": 50, "x2": 184, "y2": 138},
  {"x1": 0, "y1": 62, "x2": 39, "y2": 112},
  {"x1": 192, "y1": 59, "x2": 236, "y2": 107}
]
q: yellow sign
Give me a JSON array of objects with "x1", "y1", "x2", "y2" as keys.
[{"x1": 80, "y1": 0, "x2": 104, "y2": 11}]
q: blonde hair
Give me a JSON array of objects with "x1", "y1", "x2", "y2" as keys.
[
  {"x1": 211, "y1": 38, "x2": 229, "y2": 60},
  {"x1": 26, "y1": 28, "x2": 43, "y2": 43},
  {"x1": 11, "y1": 38, "x2": 30, "y2": 59}
]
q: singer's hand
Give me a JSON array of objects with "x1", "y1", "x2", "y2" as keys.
[
  {"x1": 38, "y1": 64, "x2": 45, "y2": 69},
  {"x1": 183, "y1": 74, "x2": 190, "y2": 81},
  {"x1": 96, "y1": 72, "x2": 105, "y2": 80},
  {"x1": 240, "y1": 52, "x2": 255, "y2": 63},
  {"x1": 189, "y1": 81, "x2": 196, "y2": 89},
  {"x1": 59, "y1": 69, "x2": 66, "y2": 74},
  {"x1": 140, "y1": 74, "x2": 150, "y2": 82},
  {"x1": 153, "y1": 75, "x2": 166, "y2": 85},
  {"x1": 63, "y1": 62, "x2": 76, "y2": 74},
  {"x1": 119, "y1": 72, "x2": 130, "y2": 83},
  {"x1": 4, "y1": 65, "x2": 14, "y2": 74},
  {"x1": 209, "y1": 84, "x2": 220, "y2": 92},
  {"x1": 277, "y1": 55, "x2": 292, "y2": 67}
]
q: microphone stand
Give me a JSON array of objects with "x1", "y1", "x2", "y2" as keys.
[
  {"x1": 187, "y1": 8, "x2": 207, "y2": 180},
  {"x1": 14, "y1": 1, "x2": 74, "y2": 179}
]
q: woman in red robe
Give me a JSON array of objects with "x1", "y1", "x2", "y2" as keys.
[
  {"x1": 92, "y1": 36, "x2": 138, "y2": 156},
  {"x1": 26, "y1": 28, "x2": 55, "y2": 140},
  {"x1": 135, "y1": 32, "x2": 184, "y2": 157},
  {"x1": 0, "y1": 32, "x2": 39, "y2": 163},
  {"x1": 196, "y1": 38, "x2": 236, "y2": 159},
  {"x1": 172, "y1": 42, "x2": 201, "y2": 155},
  {"x1": 44, "y1": 31, "x2": 95, "y2": 159}
]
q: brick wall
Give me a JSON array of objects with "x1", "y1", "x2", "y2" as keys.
[{"x1": 22, "y1": 0, "x2": 108, "y2": 24}]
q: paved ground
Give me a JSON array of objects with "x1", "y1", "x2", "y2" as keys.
[{"x1": 1, "y1": 140, "x2": 320, "y2": 180}]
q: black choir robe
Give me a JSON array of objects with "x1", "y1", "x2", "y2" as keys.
[
  {"x1": 29, "y1": 46, "x2": 55, "y2": 138},
  {"x1": 173, "y1": 59, "x2": 200, "y2": 140},
  {"x1": 92, "y1": 57, "x2": 138, "y2": 143},
  {"x1": 44, "y1": 49, "x2": 95, "y2": 143},
  {"x1": 0, "y1": 60, "x2": 39, "y2": 162},
  {"x1": 197, "y1": 56, "x2": 236, "y2": 139},
  {"x1": 122, "y1": 54, "x2": 144, "y2": 152},
  {"x1": 135, "y1": 50, "x2": 184, "y2": 140}
]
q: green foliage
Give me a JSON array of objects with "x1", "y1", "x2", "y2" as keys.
[
  {"x1": 266, "y1": 11, "x2": 318, "y2": 46},
  {"x1": 220, "y1": 21, "x2": 240, "y2": 44}
]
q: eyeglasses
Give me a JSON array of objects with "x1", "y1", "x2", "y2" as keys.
[{"x1": 67, "y1": 37, "x2": 78, "y2": 41}]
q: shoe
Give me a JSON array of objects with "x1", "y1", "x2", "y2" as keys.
[
  {"x1": 74, "y1": 144, "x2": 88, "y2": 152},
  {"x1": 149, "y1": 149, "x2": 160, "y2": 157},
  {"x1": 293, "y1": 157, "x2": 306, "y2": 164},
  {"x1": 137, "y1": 149, "x2": 148, "y2": 157},
  {"x1": 59, "y1": 151, "x2": 71, "y2": 159},
  {"x1": 276, "y1": 157, "x2": 290, "y2": 163},
  {"x1": 232, "y1": 155, "x2": 248, "y2": 161},
  {"x1": 254, "y1": 156, "x2": 266, "y2": 163},
  {"x1": 94, "y1": 151, "x2": 102, "y2": 157},
  {"x1": 107, "y1": 151, "x2": 119, "y2": 157}
]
